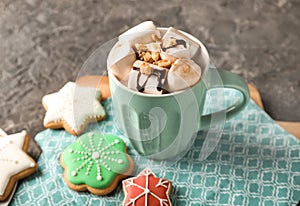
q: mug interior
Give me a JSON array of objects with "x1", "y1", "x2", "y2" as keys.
[{"x1": 108, "y1": 27, "x2": 210, "y2": 97}]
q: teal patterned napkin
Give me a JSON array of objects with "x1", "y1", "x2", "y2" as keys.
[{"x1": 10, "y1": 95, "x2": 300, "y2": 205}]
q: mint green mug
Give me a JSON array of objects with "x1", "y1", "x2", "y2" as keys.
[{"x1": 108, "y1": 28, "x2": 249, "y2": 160}]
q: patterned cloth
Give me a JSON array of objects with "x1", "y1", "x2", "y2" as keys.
[{"x1": 10, "y1": 95, "x2": 300, "y2": 205}]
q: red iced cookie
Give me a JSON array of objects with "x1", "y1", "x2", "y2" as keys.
[{"x1": 122, "y1": 168, "x2": 172, "y2": 206}]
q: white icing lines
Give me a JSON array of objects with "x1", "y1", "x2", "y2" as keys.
[
  {"x1": 0, "y1": 132, "x2": 37, "y2": 197},
  {"x1": 0, "y1": 141, "x2": 20, "y2": 165},
  {"x1": 155, "y1": 179, "x2": 169, "y2": 189},
  {"x1": 0, "y1": 157, "x2": 18, "y2": 165},
  {"x1": 69, "y1": 133, "x2": 124, "y2": 181},
  {"x1": 124, "y1": 169, "x2": 170, "y2": 206}
]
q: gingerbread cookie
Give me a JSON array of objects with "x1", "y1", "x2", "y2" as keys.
[
  {"x1": 60, "y1": 133, "x2": 134, "y2": 195},
  {"x1": 0, "y1": 130, "x2": 37, "y2": 202},
  {"x1": 0, "y1": 130, "x2": 29, "y2": 151},
  {"x1": 123, "y1": 168, "x2": 172, "y2": 206},
  {"x1": 42, "y1": 82, "x2": 106, "y2": 136}
]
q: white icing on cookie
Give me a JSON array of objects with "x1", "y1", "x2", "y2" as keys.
[
  {"x1": 69, "y1": 133, "x2": 124, "y2": 181},
  {"x1": 42, "y1": 82, "x2": 106, "y2": 133},
  {"x1": 123, "y1": 169, "x2": 172, "y2": 206},
  {"x1": 0, "y1": 130, "x2": 27, "y2": 150},
  {"x1": 0, "y1": 136, "x2": 36, "y2": 196}
]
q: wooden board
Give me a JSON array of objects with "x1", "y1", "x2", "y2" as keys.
[{"x1": 248, "y1": 84, "x2": 300, "y2": 139}]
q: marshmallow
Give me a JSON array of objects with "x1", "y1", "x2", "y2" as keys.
[
  {"x1": 128, "y1": 60, "x2": 168, "y2": 94},
  {"x1": 134, "y1": 42, "x2": 161, "y2": 53},
  {"x1": 107, "y1": 41, "x2": 136, "y2": 81},
  {"x1": 161, "y1": 27, "x2": 200, "y2": 59},
  {"x1": 159, "y1": 52, "x2": 177, "y2": 63},
  {"x1": 167, "y1": 59, "x2": 202, "y2": 92},
  {"x1": 134, "y1": 42, "x2": 162, "y2": 63},
  {"x1": 119, "y1": 21, "x2": 161, "y2": 46}
]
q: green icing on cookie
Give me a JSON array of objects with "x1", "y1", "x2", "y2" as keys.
[{"x1": 62, "y1": 133, "x2": 130, "y2": 189}]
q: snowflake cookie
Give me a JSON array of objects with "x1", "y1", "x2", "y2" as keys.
[
  {"x1": 0, "y1": 130, "x2": 37, "y2": 202},
  {"x1": 122, "y1": 168, "x2": 172, "y2": 206},
  {"x1": 60, "y1": 132, "x2": 134, "y2": 195},
  {"x1": 42, "y1": 82, "x2": 106, "y2": 136}
]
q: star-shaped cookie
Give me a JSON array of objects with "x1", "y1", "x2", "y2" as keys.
[
  {"x1": 0, "y1": 130, "x2": 29, "y2": 150},
  {"x1": 122, "y1": 168, "x2": 172, "y2": 206},
  {"x1": 0, "y1": 130, "x2": 37, "y2": 202},
  {"x1": 42, "y1": 82, "x2": 106, "y2": 135}
]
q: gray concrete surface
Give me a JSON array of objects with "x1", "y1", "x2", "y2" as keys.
[{"x1": 0, "y1": 0, "x2": 299, "y2": 157}]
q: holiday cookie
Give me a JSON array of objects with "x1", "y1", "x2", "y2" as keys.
[
  {"x1": 0, "y1": 130, "x2": 29, "y2": 151},
  {"x1": 42, "y1": 82, "x2": 106, "y2": 135},
  {"x1": 122, "y1": 168, "x2": 172, "y2": 206},
  {"x1": 0, "y1": 131, "x2": 37, "y2": 202},
  {"x1": 60, "y1": 133, "x2": 134, "y2": 195},
  {"x1": 0, "y1": 130, "x2": 30, "y2": 204}
]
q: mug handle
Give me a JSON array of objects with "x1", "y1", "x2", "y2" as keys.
[{"x1": 199, "y1": 69, "x2": 250, "y2": 130}]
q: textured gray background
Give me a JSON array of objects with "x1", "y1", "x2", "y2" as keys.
[{"x1": 0, "y1": 0, "x2": 299, "y2": 152}]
